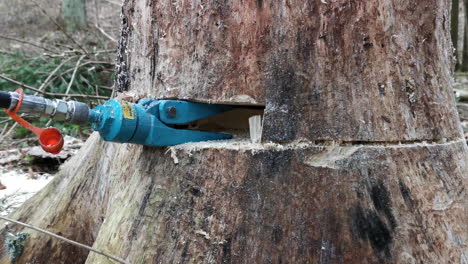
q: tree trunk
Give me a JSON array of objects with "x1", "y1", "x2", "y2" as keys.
[
  {"x1": 457, "y1": 0, "x2": 466, "y2": 66},
  {"x1": 62, "y1": 0, "x2": 87, "y2": 31},
  {"x1": 461, "y1": 0, "x2": 468, "y2": 71},
  {"x1": 2, "y1": 1, "x2": 467, "y2": 264},
  {"x1": 452, "y1": 0, "x2": 461, "y2": 70}
]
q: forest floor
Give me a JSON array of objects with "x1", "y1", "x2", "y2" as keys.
[{"x1": 0, "y1": 136, "x2": 83, "y2": 215}]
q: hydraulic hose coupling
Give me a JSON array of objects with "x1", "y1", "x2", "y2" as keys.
[
  {"x1": 0, "y1": 89, "x2": 236, "y2": 154},
  {"x1": 0, "y1": 89, "x2": 89, "y2": 154}
]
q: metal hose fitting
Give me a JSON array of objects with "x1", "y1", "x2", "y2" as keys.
[{"x1": 8, "y1": 92, "x2": 90, "y2": 124}]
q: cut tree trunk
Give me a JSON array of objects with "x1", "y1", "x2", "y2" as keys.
[{"x1": 1, "y1": 1, "x2": 467, "y2": 264}]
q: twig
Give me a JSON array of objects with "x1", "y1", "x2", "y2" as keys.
[
  {"x1": 45, "y1": 49, "x2": 115, "y2": 59},
  {"x1": 30, "y1": 0, "x2": 89, "y2": 55},
  {"x1": 0, "y1": 49, "x2": 18, "y2": 56},
  {"x1": 57, "y1": 61, "x2": 114, "y2": 76},
  {"x1": 41, "y1": 60, "x2": 115, "y2": 86},
  {"x1": 0, "y1": 119, "x2": 12, "y2": 125},
  {"x1": 64, "y1": 55, "x2": 86, "y2": 99},
  {"x1": 10, "y1": 137, "x2": 36, "y2": 145},
  {"x1": 0, "y1": 215, "x2": 130, "y2": 264},
  {"x1": 0, "y1": 74, "x2": 109, "y2": 100},
  {"x1": 103, "y1": 0, "x2": 122, "y2": 6},
  {"x1": 38, "y1": 56, "x2": 76, "y2": 92},
  {"x1": 0, "y1": 123, "x2": 18, "y2": 142},
  {"x1": 99, "y1": 85, "x2": 114, "y2": 91},
  {"x1": 0, "y1": 123, "x2": 9, "y2": 138},
  {"x1": 96, "y1": 26, "x2": 117, "y2": 43},
  {"x1": 0, "y1": 35, "x2": 57, "y2": 54}
]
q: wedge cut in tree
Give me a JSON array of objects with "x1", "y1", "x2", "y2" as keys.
[{"x1": 0, "y1": 1, "x2": 466, "y2": 263}]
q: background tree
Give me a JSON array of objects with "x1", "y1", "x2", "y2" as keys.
[
  {"x1": 0, "y1": 1, "x2": 466, "y2": 263},
  {"x1": 62, "y1": 0, "x2": 87, "y2": 31}
]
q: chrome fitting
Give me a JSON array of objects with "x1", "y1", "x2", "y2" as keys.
[
  {"x1": 10, "y1": 92, "x2": 90, "y2": 124},
  {"x1": 52, "y1": 100, "x2": 69, "y2": 121}
]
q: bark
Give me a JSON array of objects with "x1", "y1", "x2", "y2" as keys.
[{"x1": 1, "y1": 1, "x2": 467, "y2": 264}]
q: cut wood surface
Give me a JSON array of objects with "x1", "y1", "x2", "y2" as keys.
[{"x1": 0, "y1": 1, "x2": 466, "y2": 264}]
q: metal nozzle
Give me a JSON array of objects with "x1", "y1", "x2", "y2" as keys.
[{"x1": 9, "y1": 92, "x2": 90, "y2": 124}]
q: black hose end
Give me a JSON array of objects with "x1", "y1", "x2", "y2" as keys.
[{"x1": 0, "y1": 91, "x2": 11, "y2": 109}]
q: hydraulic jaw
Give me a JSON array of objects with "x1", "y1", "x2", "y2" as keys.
[
  {"x1": 89, "y1": 99, "x2": 233, "y2": 146},
  {"x1": 0, "y1": 89, "x2": 235, "y2": 153}
]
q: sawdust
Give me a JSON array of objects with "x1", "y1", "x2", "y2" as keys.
[{"x1": 169, "y1": 137, "x2": 466, "y2": 152}]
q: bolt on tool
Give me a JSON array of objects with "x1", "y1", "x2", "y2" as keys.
[{"x1": 0, "y1": 89, "x2": 234, "y2": 154}]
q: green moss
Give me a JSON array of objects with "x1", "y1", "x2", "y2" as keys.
[{"x1": 4, "y1": 232, "x2": 29, "y2": 263}]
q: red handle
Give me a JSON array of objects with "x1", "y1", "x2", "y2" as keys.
[{"x1": 5, "y1": 89, "x2": 64, "y2": 154}]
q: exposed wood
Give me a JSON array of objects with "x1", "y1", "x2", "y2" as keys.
[
  {"x1": 0, "y1": 1, "x2": 466, "y2": 264},
  {"x1": 248, "y1": 115, "x2": 262, "y2": 143}
]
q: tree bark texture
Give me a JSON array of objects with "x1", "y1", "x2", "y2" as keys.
[{"x1": 1, "y1": 1, "x2": 467, "y2": 264}]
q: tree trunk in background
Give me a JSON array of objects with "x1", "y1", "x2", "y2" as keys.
[
  {"x1": 1, "y1": 1, "x2": 467, "y2": 264},
  {"x1": 457, "y1": 0, "x2": 466, "y2": 66},
  {"x1": 462, "y1": 0, "x2": 468, "y2": 71},
  {"x1": 62, "y1": 0, "x2": 87, "y2": 31},
  {"x1": 453, "y1": 0, "x2": 461, "y2": 69}
]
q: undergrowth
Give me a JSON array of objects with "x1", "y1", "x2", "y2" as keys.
[{"x1": 0, "y1": 52, "x2": 114, "y2": 141}]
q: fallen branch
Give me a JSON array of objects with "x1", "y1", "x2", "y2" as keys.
[
  {"x1": 0, "y1": 215, "x2": 129, "y2": 264},
  {"x1": 103, "y1": 0, "x2": 122, "y2": 6},
  {"x1": 64, "y1": 55, "x2": 86, "y2": 99},
  {"x1": 0, "y1": 74, "x2": 109, "y2": 100},
  {"x1": 0, "y1": 35, "x2": 57, "y2": 54},
  {"x1": 96, "y1": 26, "x2": 117, "y2": 43},
  {"x1": 38, "y1": 56, "x2": 76, "y2": 92}
]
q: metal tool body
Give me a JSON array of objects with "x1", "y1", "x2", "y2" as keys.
[
  {"x1": 89, "y1": 99, "x2": 233, "y2": 146},
  {"x1": 0, "y1": 90, "x2": 234, "y2": 151}
]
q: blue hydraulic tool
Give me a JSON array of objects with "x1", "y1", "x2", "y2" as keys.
[
  {"x1": 88, "y1": 99, "x2": 234, "y2": 146},
  {"x1": 0, "y1": 90, "x2": 235, "y2": 153}
]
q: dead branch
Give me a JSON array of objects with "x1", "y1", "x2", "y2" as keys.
[
  {"x1": 38, "y1": 56, "x2": 76, "y2": 92},
  {"x1": 96, "y1": 26, "x2": 117, "y2": 43},
  {"x1": 0, "y1": 74, "x2": 109, "y2": 100},
  {"x1": 103, "y1": 0, "x2": 122, "y2": 6},
  {"x1": 0, "y1": 35, "x2": 57, "y2": 54},
  {"x1": 64, "y1": 55, "x2": 86, "y2": 99}
]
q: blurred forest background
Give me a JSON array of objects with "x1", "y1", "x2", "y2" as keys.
[
  {"x1": 0, "y1": 0, "x2": 119, "y2": 148},
  {"x1": 0, "y1": 0, "x2": 120, "y2": 211}
]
